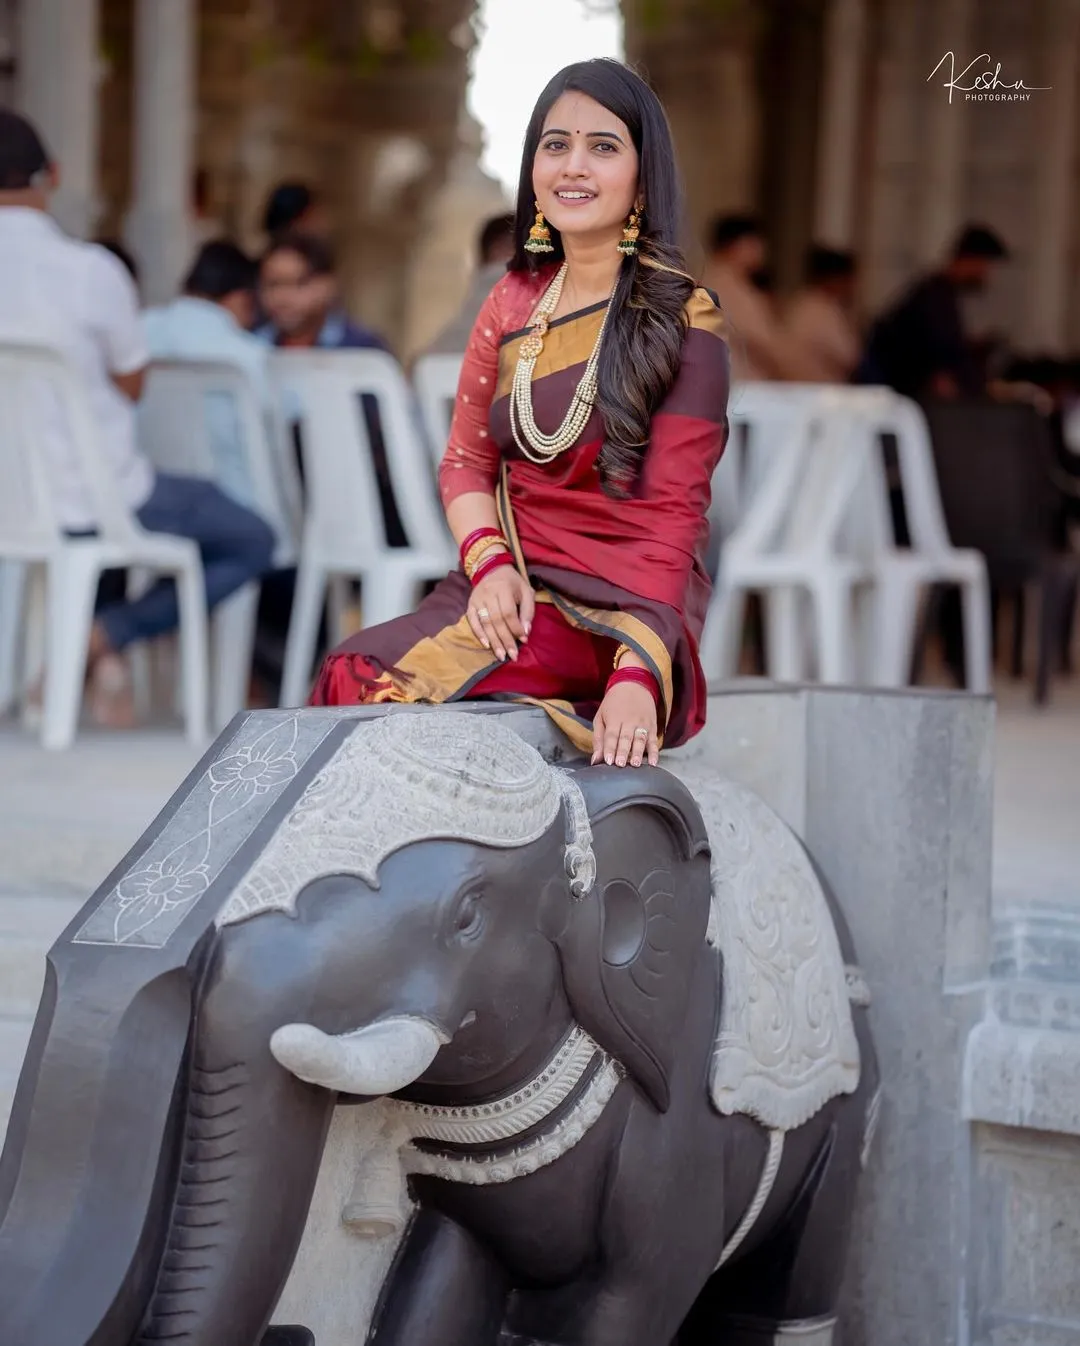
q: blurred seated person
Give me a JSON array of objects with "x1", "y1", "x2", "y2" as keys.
[
  {"x1": 257, "y1": 232, "x2": 389, "y2": 353},
  {"x1": 860, "y1": 223, "x2": 1009, "y2": 399},
  {"x1": 701, "y1": 213, "x2": 798, "y2": 381},
  {"x1": 143, "y1": 241, "x2": 270, "y2": 507},
  {"x1": 254, "y1": 232, "x2": 403, "y2": 698},
  {"x1": 425, "y1": 212, "x2": 516, "y2": 355},
  {"x1": 0, "y1": 108, "x2": 274, "y2": 727},
  {"x1": 262, "y1": 181, "x2": 328, "y2": 243},
  {"x1": 784, "y1": 246, "x2": 860, "y2": 384}
]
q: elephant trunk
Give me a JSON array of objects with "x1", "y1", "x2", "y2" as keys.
[
  {"x1": 270, "y1": 1016, "x2": 449, "y2": 1096},
  {"x1": 134, "y1": 1039, "x2": 336, "y2": 1346}
]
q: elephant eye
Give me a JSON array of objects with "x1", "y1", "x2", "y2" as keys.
[{"x1": 452, "y1": 892, "x2": 484, "y2": 941}]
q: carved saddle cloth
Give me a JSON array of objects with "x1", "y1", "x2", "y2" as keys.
[{"x1": 674, "y1": 767, "x2": 863, "y2": 1133}]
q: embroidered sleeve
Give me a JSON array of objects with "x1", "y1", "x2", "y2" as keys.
[{"x1": 438, "y1": 285, "x2": 504, "y2": 507}]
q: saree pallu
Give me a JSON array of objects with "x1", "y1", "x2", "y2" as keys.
[{"x1": 310, "y1": 266, "x2": 730, "y2": 753}]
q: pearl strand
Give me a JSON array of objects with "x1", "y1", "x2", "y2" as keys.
[{"x1": 509, "y1": 263, "x2": 617, "y2": 464}]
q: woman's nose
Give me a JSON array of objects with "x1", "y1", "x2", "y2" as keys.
[{"x1": 563, "y1": 144, "x2": 591, "y2": 177}]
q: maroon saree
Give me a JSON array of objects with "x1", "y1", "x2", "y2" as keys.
[{"x1": 311, "y1": 264, "x2": 730, "y2": 753}]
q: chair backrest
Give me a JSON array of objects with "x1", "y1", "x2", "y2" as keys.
[
  {"x1": 920, "y1": 399, "x2": 1059, "y2": 577},
  {"x1": 0, "y1": 347, "x2": 60, "y2": 555},
  {"x1": 857, "y1": 390, "x2": 954, "y2": 556},
  {"x1": 723, "y1": 386, "x2": 878, "y2": 563},
  {"x1": 139, "y1": 359, "x2": 299, "y2": 566},
  {"x1": 0, "y1": 338, "x2": 144, "y2": 551},
  {"x1": 728, "y1": 383, "x2": 830, "y2": 518},
  {"x1": 268, "y1": 348, "x2": 452, "y2": 566},
  {"x1": 412, "y1": 353, "x2": 464, "y2": 472}
]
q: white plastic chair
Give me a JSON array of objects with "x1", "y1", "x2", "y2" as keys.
[
  {"x1": 272, "y1": 349, "x2": 456, "y2": 708},
  {"x1": 700, "y1": 387, "x2": 876, "y2": 684},
  {"x1": 857, "y1": 389, "x2": 992, "y2": 692},
  {"x1": 0, "y1": 339, "x2": 208, "y2": 749},
  {"x1": 412, "y1": 353, "x2": 463, "y2": 471},
  {"x1": 138, "y1": 359, "x2": 300, "y2": 728}
]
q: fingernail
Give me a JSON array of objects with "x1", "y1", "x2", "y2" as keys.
[
  {"x1": 605, "y1": 753, "x2": 614, "y2": 765},
  {"x1": 509, "y1": 649, "x2": 518, "y2": 661},
  {"x1": 616, "y1": 756, "x2": 626, "y2": 767},
  {"x1": 495, "y1": 648, "x2": 505, "y2": 660},
  {"x1": 523, "y1": 622, "x2": 531, "y2": 637},
  {"x1": 480, "y1": 637, "x2": 490, "y2": 649}
]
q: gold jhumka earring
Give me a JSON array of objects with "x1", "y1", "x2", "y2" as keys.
[
  {"x1": 525, "y1": 203, "x2": 554, "y2": 254},
  {"x1": 618, "y1": 205, "x2": 642, "y2": 257}
]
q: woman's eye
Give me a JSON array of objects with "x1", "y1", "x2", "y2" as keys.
[
  {"x1": 454, "y1": 894, "x2": 484, "y2": 938},
  {"x1": 593, "y1": 142, "x2": 617, "y2": 154},
  {"x1": 543, "y1": 139, "x2": 568, "y2": 152}
]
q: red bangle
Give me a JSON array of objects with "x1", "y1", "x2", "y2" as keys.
[
  {"x1": 605, "y1": 665, "x2": 660, "y2": 709},
  {"x1": 471, "y1": 551, "x2": 516, "y2": 587},
  {"x1": 459, "y1": 527, "x2": 503, "y2": 566}
]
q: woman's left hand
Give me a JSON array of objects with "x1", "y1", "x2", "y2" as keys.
[{"x1": 591, "y1": 681, "x2": 660, "y2": 768}]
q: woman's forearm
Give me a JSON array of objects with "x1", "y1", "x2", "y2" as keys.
[{"x1": 445, "y1": 492, "x2": 502, "y2": 550}]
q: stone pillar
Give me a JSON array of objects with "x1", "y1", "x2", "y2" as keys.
[
  {"x1": 917, "y1": 0, "x2": 975, "y2": 264},
  {"x1": 16, "y1": 0, "x2": 101, "y2": 238},
  {"x1": 813, "y1": 0, "x2": 867, "y2": 249},
  {"x1": 1024, "y1": 0, "x2": 1080, "y2": 353},
  {"x1": 622, "y1": 1, "x2": 762, "y2": 273},
  {"x1": 125, "y1": 0, "x2": 195, "y2": 304}
]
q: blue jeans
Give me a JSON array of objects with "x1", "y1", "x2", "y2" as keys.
[{"x1": 96, "y1": 473, "x2": 275, "y2": 651}]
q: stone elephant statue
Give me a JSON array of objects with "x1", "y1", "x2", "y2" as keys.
[{"x1": 0, "y1": 709, "x2": 878, "y2": 1346}]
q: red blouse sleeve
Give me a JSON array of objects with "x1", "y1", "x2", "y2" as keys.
[{"x1": 437, "y1": 284, "x2": 505, "y2": 507}]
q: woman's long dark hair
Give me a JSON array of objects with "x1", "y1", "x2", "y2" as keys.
[{"x1": 510, "y1": 59, "x2": 695, "y2": 496}]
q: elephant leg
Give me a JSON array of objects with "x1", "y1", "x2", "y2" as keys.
[
  {"x1": 679, "y1": 1108, "x2": 866, "y2": 1345},
  {"x1": 136, "y1": 937, "x2": 339, "y2": 1346},
  {"x1": 367, "y1": 1207, "x2": 508, "y2": 1346}
]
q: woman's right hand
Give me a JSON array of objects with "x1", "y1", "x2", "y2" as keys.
[{"x1": 466, "y1": 566, "x2": 536, "y2": 661}]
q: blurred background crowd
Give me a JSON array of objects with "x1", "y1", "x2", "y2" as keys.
[{"x1": 1, "y1": 0, "x2": 1079, "y2": 743}]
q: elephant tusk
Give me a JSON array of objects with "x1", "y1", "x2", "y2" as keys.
[{"x1": 269, "y1": 1015, "x2": 450, "y2": 1096}]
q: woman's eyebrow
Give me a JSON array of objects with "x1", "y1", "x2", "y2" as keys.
[{"x1": 541, "y1": 127, "x2": 626, "y2": 144}]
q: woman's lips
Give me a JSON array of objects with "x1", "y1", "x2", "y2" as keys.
[{"x1": 552, "y1": 191, "x2": 597, "y2": 208}]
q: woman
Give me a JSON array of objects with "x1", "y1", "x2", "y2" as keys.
[{"x1": 312, "y1": 59, "x2": 729, "y2": 769}]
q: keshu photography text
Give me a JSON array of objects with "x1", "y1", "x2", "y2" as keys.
[{"x1": 2, "y1": 2, "x2": 1080, "y2": 1345}]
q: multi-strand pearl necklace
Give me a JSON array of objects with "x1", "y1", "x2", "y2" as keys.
[{"x1": 509, "y1": 262, "x2": 617, "y2": 464}]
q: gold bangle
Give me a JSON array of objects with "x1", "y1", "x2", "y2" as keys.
[
  {"x1": 613, "y1": 643, "x2": 634, "y2": 670},
  {"x1": 463, "y1": 537, "x2": 508, "y2": 578}
]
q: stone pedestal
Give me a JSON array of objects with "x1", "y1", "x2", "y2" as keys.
[{"x1": 964, "y1": 909, "x2": 1080, "y2": 1344}]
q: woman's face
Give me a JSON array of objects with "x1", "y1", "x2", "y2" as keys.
[{"x1": 533, "y1": 91, "x2": 639, "y2": 247}]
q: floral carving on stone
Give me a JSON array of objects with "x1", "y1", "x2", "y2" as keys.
[{"x1": 75, "y1": 714, "x2": 311, "y2": 949}]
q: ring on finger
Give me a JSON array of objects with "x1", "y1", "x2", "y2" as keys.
[
  {"x1": 632, "y1": 727, "x2": 649, "y2": 739},
  {"x1": 477, "y1": 606, "x2": 490, "y2": 620}
]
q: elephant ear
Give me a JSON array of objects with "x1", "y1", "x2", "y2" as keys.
[{"x1": 552, "y1": 765, "x2": 712, "y2": 1114}]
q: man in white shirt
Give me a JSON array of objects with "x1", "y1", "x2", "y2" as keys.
[
  {"x1": 0, "y1": 109, "x2": 274, "y2": 724},
  {"x1": 143, "y1": 240, "x2": 271, "y2": 508}
]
